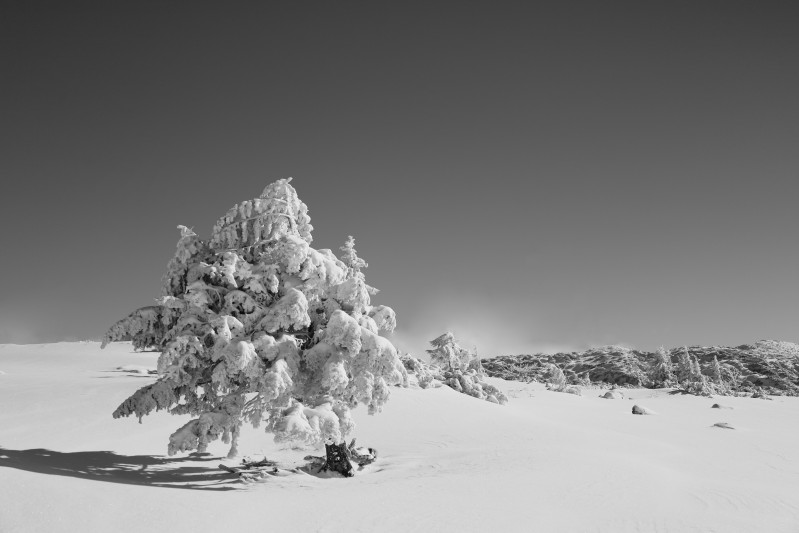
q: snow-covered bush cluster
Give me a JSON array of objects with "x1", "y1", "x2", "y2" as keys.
[
  {"x1": 482, "y1": 341, "x2": 799, "y2": 397},
  {"x1": 400, "y1": 333, "x2": 508, "y2": 405},
  {"x1": 672, "y1": 347, "x2": 716, "y2": 396},
  {"x1": 103, "y1": 179, "x2": 405, "y2": 456},
  {"x1": 399, "y1": 353, "x2": 442, "y2": 389}
]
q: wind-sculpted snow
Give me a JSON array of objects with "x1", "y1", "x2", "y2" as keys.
[
  {"x1": 483, "y1": 340, "x2": 799, "y2": 396},
  {"x1": 102, "y1": 178, "x2": 403, "y2": 457}
]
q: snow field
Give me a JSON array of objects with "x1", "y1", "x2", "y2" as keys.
[{"x1": 1, "y1": 342, "x2": 798, "y2": 532}]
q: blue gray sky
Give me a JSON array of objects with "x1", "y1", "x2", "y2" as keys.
[{"x1": 1, "y1": 2, "x2": 797, "y2": 356}]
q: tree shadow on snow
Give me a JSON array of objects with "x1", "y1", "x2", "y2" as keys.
[
  {"x1": 0, "y1": 447, "x2": 239, "y2": 491},
  {"x1": 94, "y1": 367, "x2": 158, "y2": 378}
]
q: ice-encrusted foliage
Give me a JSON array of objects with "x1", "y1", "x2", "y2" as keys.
[
  {"x1": 649, "y1": 347, "x2": 676, "y2": 388},
  {"x1": 484, "y1": 340, "x2": 799, "y2": 396},
  {"x1": 427, "y1": 332, "x2": 484, "y2": 375},
  {"x1": 406, "y1": 334, "x2": 507, "y2": 405},
  {"x1": 543, "y1": 363, "x2": 582, "y2": 395},
  {"x1": 545, "y1": 363, "x2": 567, "y2": 389},
  {"x1": 339, "y1": 236, "x2": 367, "y2": 273},
  {"x1": 675, "y1": 346, "x2": 713, "y2": 395},
  {"x1": 401, "y1": 352, "x2": 508, "y2": 405},
  {"x1": 102, "y1": 306, "x2": 167, "y2": 351},
  {"x1": 104, "y1": 178, "x2": 404, "y2": 456}
]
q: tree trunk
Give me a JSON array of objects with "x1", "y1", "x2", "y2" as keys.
[{"x1": 323, "y1": 442, "x2": 354, "y2": 477}]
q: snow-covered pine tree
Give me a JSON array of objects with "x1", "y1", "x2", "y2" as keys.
[
  {"x1": 545, "y1": 363, "x2": 567, "y2": 390},
  {"x1": 721, "y1": 363, "x2": 744, "y2": 393},
  {"x1": 543, "y1": 362, "x2": 582, "y2": 395},
  {"x1": 689, "y1": 353, "x2": 702, "y2": 378},
  {"x1": 708, "y1": 354, "x2": 728, "y2": 394},
  {"x1": 674, "y1": 346, "x2": 712, "y2": 396},
  {"x1": 709, "y1": 355, "x2": 722, "y2": 384},
  {"x1": 424, "y1": 333, "x2": 507, "y2": 404},
  {"x1": 675, "y1": 346, "x2": 695, "y2": 385},
  {"x1": 649, "y1": 347, "x2": 676, "y2": 388},
  {"x1": 426, "y1": 332, "x2": 483, "y2": 375},
  {"x1": 102, "y1": 179, "x2": 405, "y2": 475}
]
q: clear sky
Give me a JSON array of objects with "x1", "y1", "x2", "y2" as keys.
[{"x1": 2, "y1": 2, "x2": 797, "y2": 356}]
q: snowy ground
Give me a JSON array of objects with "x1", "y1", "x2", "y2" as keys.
[{"x1": 1, "y1": 343, "x2": 798, "y2": 532}]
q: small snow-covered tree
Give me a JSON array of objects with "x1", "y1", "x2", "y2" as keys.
[
  {"x1": 674, "y1": 346, "x2": 712, "y2": 396},
  {"x1": 708, "y1": 355, "x2": 722, "y2": 383},
  {"x1": 421, "y1": 333, "x2": 507, "y2": 404},
  {"x1": 707, "y1": 354, "x2": 729, "y2": 394},
  {"x1": 545, "y1": 363, "x2": 567, "y2": 389},
  {"x1": 399, "y1": 353, "x2": 438, "y2": 389},
  {"x1": 689, "y1": 353, "x2": 702, "y2": 378},
  {"x1": 649, "y1": 347, "x2": 676, "y2": 388},
  {"x1": 675, "y1": 346, "x2": 695, "y2": 384},
  {"x1": 721, "y1": 363, "x2": 744, "y2": 393},
  {"x1": 427, "y1": 332, "x2": 483, "y2": 375},
  {"x1": 102, "y1": 179, "x2": 405, "y2": 475},
  {"x1": 543, "y1": 363, "x2": 582, "y2": 395}
]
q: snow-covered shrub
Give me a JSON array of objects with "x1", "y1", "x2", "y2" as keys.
[
  {"x1": 721, "y1": 363, "x2": 744, "y2": 391},
  {"x1": 648, "y1": 347, "x2": 676, "y2": 388},
  {"x1": 545, "y1": 363, "x2": 567, "y2": 390},
  {"x1": 544, "y1": 363, "x2": 581, "y2": 395},
  {"x1": 484, "y1": 341, "x2": 799, "y2": 396},
  {"x1": 427, "y1": 332, "x2": 484, "y2": 376},
  {"x1": 707, "y1": 354, "x2": 729, "y2": 394},
  {"x1": 674, "y1": 346, "x2": 714, "y2": 396},
  {"x1": 402, "y1": 344, "x2": 508, "y2": 405},
  {"x1": 400, "y1": 353, "x2": 441, "y2": 389},
  {"x1": 103, "y1": 179, "x2": 405, "y2": 457}
]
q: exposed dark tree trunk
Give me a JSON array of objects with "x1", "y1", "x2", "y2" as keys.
[{"x1": 323, "y1": 442, "x2": 354, "y2": 477}]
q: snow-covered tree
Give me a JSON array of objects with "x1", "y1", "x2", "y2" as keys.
[
  {"x1": 545, "y1": 363, "x2": 567, "y2": 389},
  {"x1": 675, "y1": 346, "x2": 695, "y2": 384},
  {"x1": 708, "y1": 355, "x2": 722, "y2": 383},
  {"x1": 400, "y1": 353, "x2": 439, "y2": 389},
  {"x1": 421, "y1": 333, "x2": 507, "y2": 404},
  {"x1": 707, "y1": 354, "x2": 729, "y2": 394},
  {"x1": 649, "y1": 347, "x2": 676, "y2": 388},
  {"x1": 427, "y1": 332, "x2": 483, "y2": 375},
  {"x1": 543, "y1": 363, "x2": 582, "y2": 395},
  {"x1": 102, "y1": 179, "x2": 405, "y2": 475},
  {"x1": 721, "y1": 363, "x2": 744, "y2": 392},
  {"x1": 674, "y1": 346, "x2": 712, "y2": 396}
]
